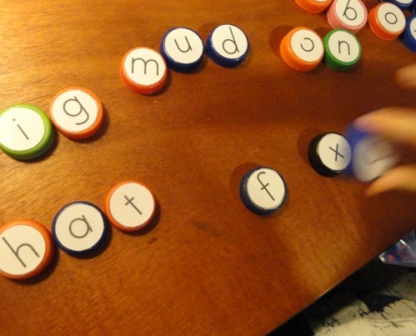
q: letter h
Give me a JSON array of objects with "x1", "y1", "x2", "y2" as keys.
[{"x1": 2, "y1": 237, "x2": 40, "y2": 268}]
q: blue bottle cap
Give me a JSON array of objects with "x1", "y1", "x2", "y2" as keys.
[
  {"x1": 239, "y1": 167, "x2": 287, "y2": 215},
  {"x1": 381, "y1": 0, "x2": 413, "y2": 11},
  {"x1": 160, "y1": 27, "x2": 204, "y2": 72},
  {"x1": 344, "y1": 123, "x2": 399, "y2": 182},
  {"x1": 52, "y1": 201, "x2": 109, "y2": 255},
  {"x1": 401, "y1": 16, "x2": 416, "y2": 52},
  {"x1": 206, "y1": 24, "x2": 250, "y2": 68}
]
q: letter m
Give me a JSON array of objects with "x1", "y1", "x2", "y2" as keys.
[{"x1": 131, "y1": 58, "x2": 160, "y2": 76}]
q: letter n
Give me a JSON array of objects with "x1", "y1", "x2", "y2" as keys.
[{"x1": 338, "y1": 40, "x2": 351, "y2": 56}]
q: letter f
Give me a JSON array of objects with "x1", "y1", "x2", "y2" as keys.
[{"x1": 257, "y1": 172, "x2": 275, "y2": 201}]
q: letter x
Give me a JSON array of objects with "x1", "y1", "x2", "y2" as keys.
[{"x1": 329, "y1": 143, "x2": 345, "y2": 162}]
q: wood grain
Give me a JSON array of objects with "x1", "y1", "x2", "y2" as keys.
[{"x1": 1, "y1": 1, "x2": 416, "y2": 335}]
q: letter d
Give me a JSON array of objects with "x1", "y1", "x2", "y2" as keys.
[{"x1": 222, "y1": 27, "x2": 240, "y2": 55}]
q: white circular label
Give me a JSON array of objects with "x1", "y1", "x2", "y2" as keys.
[
  {"x1": 54, "y1": 203, "x2": 106, "y2": 252},
  {"x1": 210, "y1": 24, "x2": 249, "y2": 59},
  {"x1": 335, "y1": 0, "x2": 366, "y2": 27},
  {"x1": 353, "y1": 136, "x2": 399, "y2": 182},
  {"x1": 410, "y1": 17, "x2": 416, "y2": 40},
  {"x1": 163, "y1": 28, "x2": 204, "y2": 65},
  {"x1": 123, "y1": 48, "x2": 166, "y2": 86},
  {"x1": 0, "y1": 107, "x2": 45, "y2": 151},
  {"x1": 51, "y1": 90, "x2": 99, "y2": 133},
  {"x1": 109, "y1": 182, "x2": 155, "y2": 229},
  {"x1": 317, "y1": 133, "x2": 352, "y2": 171},
  {"x1": 327, "y1": 30, "x2": 360, "y2": 62},
  {"x1": 395, "y1": 0, "x2": 413, "y2": 4},
  {"x1": 246, "y1": 168, "x2": 286, "y2": 211},
  {"x1": 0, "y1": 225, "x2": 46, "y2": 276},
  {"x1": 291, "y1": 30, "x2": 324, "y2": 62},
  {"x1": 378, "y1": 3, "x2": 406, "y2": 34}
]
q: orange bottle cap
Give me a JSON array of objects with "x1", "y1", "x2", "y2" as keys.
[
  {"x1": 50, "y1": 87, "x2": 104, "y2": 140},
  {"x1": 120, "y1": 47, "x2": 168, "y2": 95},
  {"x1": 0, "y1": 220, "x2": 54, "y2": 280},
  {"x1": 105, "y1": 181, "x2": 156, "y2": 232},
  {"x1": 368, "y1": 3, "x2": 406, "y2": 41},
  {"x1": 294, "y1": 0, "x2": 333, "y2": 14},
  {"x1": 280, "y1": 27, "x2": 324, "y2": 72}
]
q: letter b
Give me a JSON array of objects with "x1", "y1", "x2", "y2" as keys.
[{"x1": 343, "y1": 0, "x2": 358, "y2": 21}]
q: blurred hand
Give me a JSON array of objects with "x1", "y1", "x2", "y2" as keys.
[{"x1": 354, "y1": 64, "x2": 416, "y2": 195}]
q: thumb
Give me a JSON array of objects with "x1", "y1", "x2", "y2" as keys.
[{"x1": 366, "y1": 165, "x2": 416, "y2": 196}]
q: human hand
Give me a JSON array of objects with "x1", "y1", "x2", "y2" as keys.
[{"x1": 353, "y1": 64, "x2": 416, "y2": 196}]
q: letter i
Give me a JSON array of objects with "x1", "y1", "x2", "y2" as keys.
[{"x1": 13, "y1": 118, "x2": 29, "y2": 140}]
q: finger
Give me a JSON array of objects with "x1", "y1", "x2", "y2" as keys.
[
  {"x1": 396, "y1": 63, "x2": 416, "y2": 89},
  {"x1": 366, "y1": 165, "x2": 416, "y2": 196},
  {"x1": 354, "y1": 108, "x2": 416, "y2": 148}
]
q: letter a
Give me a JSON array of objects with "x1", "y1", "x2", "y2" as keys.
[{"x1": 69, "y1": 215, "x2": 93, "y2": 239}]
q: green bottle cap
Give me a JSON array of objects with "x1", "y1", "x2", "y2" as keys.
[
  {"x1": 0, "y1": 104, "x2": 55, "y2": 160},
  {"x1": 323, "y1": 29, "x2": 362, "y2": 71}
]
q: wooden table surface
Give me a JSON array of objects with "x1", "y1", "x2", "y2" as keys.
[{"x1": 1, "y1": 0, "x2": 416, "y2": 335}]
